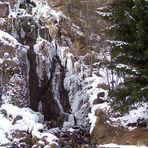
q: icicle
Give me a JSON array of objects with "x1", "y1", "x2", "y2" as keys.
[
  {"x1": 51, "y1": 62, "x2": 64, "y2": 113},
  {"x1": 58, "y1": 46, "x2": 70, "y2": 68},
  {"x1": 38, "y1": 101, "x2": 42, "y2": 113},
  {"x1": 37, "y1": 25, "x2": 41, "y2": 38},
  {"x1": 11, "y1": 17, "x2": 19, "y2": 39},
  {"x1": 34, "y1": 38, "x2": 55, "y2": 85},
  {"x1": 66, "y1": 52, "x2": 74, "y2": 73},
  {"x1": 80, "y1": 56, "x2": 84, "y2": 78}
]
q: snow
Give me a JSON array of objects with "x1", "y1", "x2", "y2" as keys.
[
  {"x1": 40, "y1": 133, "x2": 58, "y2": 143},
  {"x1": 0, "y1": 18, "x2": 6, "y2": 25},
  {"x1": 96, "y1": 6, "x2": 112, "y2": 17},
  {"x1": 66, "y1": 52, "x2": 74, "y2": 73},
  {"x1": 50, "y1": 10, "x2": 63, "y2": 24},
  {"x1": 1, "y1": 104, "x2": 44, "y2": 129},
  {"x1": 34, "y1": 38, "x2": 55, "y2": 84},
  {"x1": 0, "y1": 59, "x2": 3, "y2": 64},
  {"x1": 58, "y1": 46, "x2": 69, "y2": 67},
  {"x1": 85, "y1": 73, "x2": 108, "y2": 107},
  {"x1": 58, "y1": 46, "x2": 75, "y2": 73},
  {"x1": 84, "y1": 64, "x2": 148, "y2": 133},
  {"x1": 0, "y1": 129, "x2": 11, "y2": 145},
  {"x1": 71, "y1": 23, "x2": 84, "y2": 36},
  {"x1": 88, "y1": 102, "x2": 110, "y2": 133},
  {"x1": 109, "y1": 103, "x2": 148, "y2": 130},
  {"x1": 0, "y1": 103, "x2": 57, "y2": 146},
  {"x1": 106, "y1": 40, "x2": 128, "y2": 47},
  {"x1": 32, "y1": 0, "x2": 63, "y2": 24},
  {"x1": 0, "y1": 30, "x2": 20, "y2": 47},
  {"x1": 87, "y1": 70, "x2": 148, "y2": 132},
  {"x1": 98, "y1": 144, "x2": 148, "y2": 148},
  {"x1": 0, "y1": 0, "x2": 147, "y2": 147}
]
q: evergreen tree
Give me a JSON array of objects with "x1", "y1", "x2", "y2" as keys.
[{"x1": 98, "y1": 0, "x2": 148, "y2": 113}]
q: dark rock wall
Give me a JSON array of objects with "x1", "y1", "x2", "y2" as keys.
[{"x1": 0, "y1": 0, "x2": 70, "y2": 127}]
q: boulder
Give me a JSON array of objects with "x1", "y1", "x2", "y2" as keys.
[
  {"x1": 12, "y1": 115, "x2": 23, "y2": 125},
  {"x1": 93, "y1": 98, "x2": 104, "y2": 105},
  {"x1": 91, "y1": 109, "x2": 148, "y2": 146},
  {"x1": 97, "y1": 83, "x2": 110, "y2": 90},
  {"x1": 97, "y1": 92, "x2": 105, "y2": 98}
]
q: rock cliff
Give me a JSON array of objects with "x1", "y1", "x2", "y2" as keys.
[{"x1": 0, "y1": 0, "x2": 148, "y2": 148}]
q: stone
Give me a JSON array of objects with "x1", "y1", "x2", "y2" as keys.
[
  {"x1": 47, "y1": 0, "x2": 63, "y2": 7},
  {"x1": 0, "y1": 109, "x2": 7, "y2": 117},
  {"x1": 0, "y1": 2, "x2": 9, "y2": 18},
  {"x1": 62, "y1": 145, "x2": 72, "y2": 148},
  {"x1": 34, "y1": 140, "x2": 45, "y2": 147},
  {"x1": 0, "y1": 0, "x2": 17, "y2": 8},
  {"x1": 50, "y1": 143, "x2": 59, "y2": 148},
  {"x1": 92, "y1": 109, "x2": 148, "y2": 146},
  {"x1": 80, "y1": 144, "x2": 93, "y2": 148},
  {"x1": 95, "y1": 109, "x2": 107, "y2": 123},
  {"x1": 12, "y1": 130, "x2": 32, "y2": 146},
  {"x1": 97, "y1": 92, "x2": 105, "y2": 98},
  {"x1": 97, "y1": 83, "x2": 110, "y2": 90},
  {"x1": 93, "y1": 98, "x2": 104, "y2": 105},
  {"x1": 12, "y1": 115, "x2": 23, "y2": 125}
]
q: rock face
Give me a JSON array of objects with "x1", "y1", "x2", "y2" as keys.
[
  {"x1": 49, "y1": 0, "x2": 109, "y2": 56},
  {"x1": 0, "y1": 0, "x2": 17, "y2": 7},
  {"x1": 1, "y1": 0, "x2": 148, "y2": 147},
  {"x1": 0, "y1": 0, "x2": 70, "y2": 127},
  {"x1": 0, "y1": 30, "x2": 29, "y2": 107},
  {"x1": 92, "y1": 109, "x2": 148, "y2": 146},
  {"x1": 0, "y1": 2, "x2": 10, "y2": 18}
]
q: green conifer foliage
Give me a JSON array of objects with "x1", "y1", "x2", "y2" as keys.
[{"x1": 99, "y1": 0, "x2": 148, "y2": 113}]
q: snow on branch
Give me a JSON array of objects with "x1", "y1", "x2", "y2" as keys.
[{"x1": 106, "y1": 40, "x2": 128, "y2": 47}]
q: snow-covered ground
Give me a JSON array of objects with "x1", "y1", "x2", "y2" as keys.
[
  {"x1": 98, "y1": 144, "x2": 148, "y2": 148},
  {"x1": 87, "y1": 69, "x2": 148, "y2": 132},
  {"x1": 0, "y1": 103, "x2": 58, "y2": 146}
]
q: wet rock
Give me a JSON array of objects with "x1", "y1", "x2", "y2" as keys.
[
  {"x1": 12, "y1": 115, "x2": 23, "y2": 125},
  {"x1": 93, "y1": 98, "x2": 104, "y2": 105},
  {"x1": 62, "y1": 145, "x2": 73, "y2": 148},
  {"x1": 137, "y1": 118, "x2": 148, "y2": 127},
  {"x1": 76, "y1": 144, "x2": 94, "y2": 148},
  {"x1": 10, "y1": 130, "x2": 32, "y2": 147},
  {"x1": 12, "y1": 130, "x2": 27, "y2": 139},
  {"x1": 0, "y1": 109, "x2": 7, "y2": 117},
  {"x1": 127, "y1": 118, "x2": 148, "y2": 128},
  {"x1": 97, "y1": 83, "x2": 110, "y2": 90},
  {"x1": 93, "y1": 92, "x2": 106, "y2": 105},
  {"x1": 97, "y1": 92, "x2": 105, "y2": 98},
  {"x1": 59, "y1": 125, "x2": 91, "y2": 147}
]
